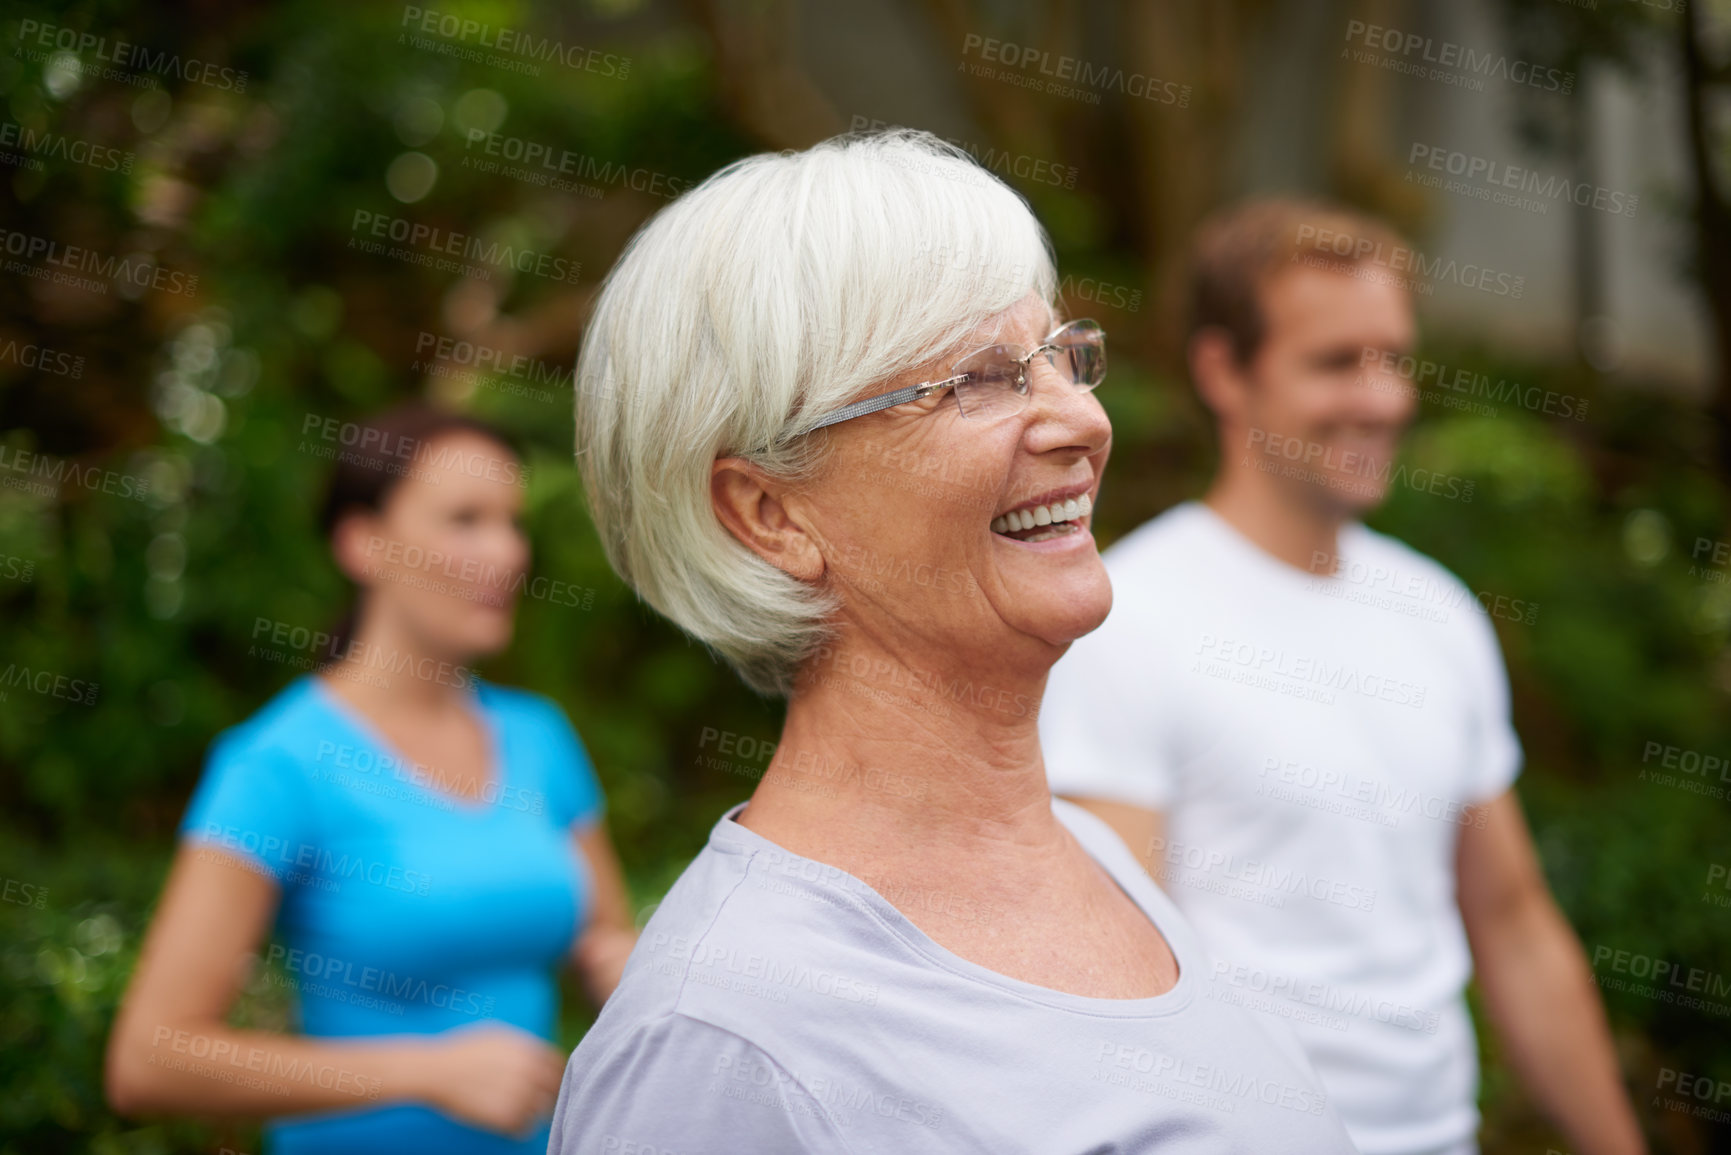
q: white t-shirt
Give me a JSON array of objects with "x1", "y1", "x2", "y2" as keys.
[{"x1": 1039, "y1": 501, "x2": 1523, "y2": 1155}]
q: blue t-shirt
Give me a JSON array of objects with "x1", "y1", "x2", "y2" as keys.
[{"x1": 179, "y1": 674, "x2": 605, "y2": 1155}]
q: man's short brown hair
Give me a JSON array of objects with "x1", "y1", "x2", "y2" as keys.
[{"x1": 1187, "y1": 198, "x2": 1410, "y2": 365}]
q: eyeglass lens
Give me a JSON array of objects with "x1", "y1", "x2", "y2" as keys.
[{"x1": 949, "y1": 322, "x2": 1106, "y2": 419}]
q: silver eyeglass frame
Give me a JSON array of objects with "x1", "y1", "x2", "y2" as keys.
[{"x1": 803, "y1": 318, "x2": 1105, "y2": 433}]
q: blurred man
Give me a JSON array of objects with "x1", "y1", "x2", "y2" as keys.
[{"x1": 1039, "y1": 200, "x2": 1643, "y2": 1155}]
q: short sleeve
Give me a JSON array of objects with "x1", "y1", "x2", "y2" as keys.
[
  {"x1": 1457, "y1": 601, "x2": 1524, "y2": 804},
  {"x1": 1039, "y1": 606, "x2": 1177, "y2": 811},
  {"x1": 178, "y1": 732, "x2": 317, "y2": 886},
  {"x1": 538, "y1": 700, "x2": 605, "y2": 829},
  {"x1": 547, "y1": 1014, "x2": 851, "y2": 1155}
]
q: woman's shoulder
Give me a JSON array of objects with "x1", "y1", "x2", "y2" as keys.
[
  {"x1": 181, "y1": 678, "x2": 336, "y2": 845},
  {"x1": 562, "y1": 831, "x2": 902, "y2": 1149},
  {"x1": 554, "y1": 1005, "x2": 851, "y2": 1153},
  {"x1": 611, "y1": 819, "x2": 891, "y2": 996},
  {"x1": 203, "y1": 675, "x2": 333, "y2": 770}
]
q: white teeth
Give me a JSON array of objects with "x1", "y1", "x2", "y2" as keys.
[{"x1": 991, "y1": 494, "x2": 1094, "y2": 536}]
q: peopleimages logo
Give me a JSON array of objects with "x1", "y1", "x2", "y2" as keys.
[
  {"x1": 410, "y1": 330, "x2": 570, "y2": 406},
  {"x1": 348, "y1": 210, "x2": 581, "y2": 285},
  {"x1": 1294, "y1": 224, "x2": 1524, "y2": 299},
  {"x1": 647, "y1": 931, "x2": 882, "y2": 1006},
  {"x1": 1591, "y1": 944, "x2": 1731, "y2": 1007},
  {"x1": 14, "y1": 19, "x2": 249, "y2": 91},
  {"x1": 249, "y1": 616, "x2": 478, "y2": 690},
  {"x1": 461, "y1": 131, "x2": 689, "y2": 198},
  {"x1": 0, "y1": 663, "x2": 99, "y2": 706},
  {"x1": 805, "y1": 644, "x2": 1036, "y2": 718},
  {"x1": 0, "y1": 227, "x2": 199, "y2": 297},
  {"x1": 0, "y1": 336, "x2": 85, "y2": 379},
  {"x1": 1407, "y1": 143, "x2": 1637, "y2": 218},
  {"x1": 1308, "y1": 550, "x2": 1540, "y2": 630},
  {"x1": 960, "y1": 34, "x2": 1191, "y2": 106},
  {"x1": 0, "y1": 445, "x2": 148, "y2": 500},
  {"x1": 196, "y1": 824, "x2": 434, "y2": 896},
  {"x1": 847, "y1": 115, "x2": 1079, "y2": 190},
  {"x1": 262, "y1": 944, "x2": 496, "y2": 1016},
  {"x1": 1093, "y1": 1040, "x2": 1330, "y2": 1115},
  {"x1": 1193, "y1": 630, "x2": 1429, "y2": 710},
  {"x1": 710, "y1": 1055, "x2": 947, "y2": 1132},
  {"x1": 147, "y1": 1027, "x2": 380, "y2": 1101},
  {"x1": 1341, "y1": 20, "x2": 1573, "y2": 95},
  {"x1": 1359, "y1": 347, "x2": 1588, "y2": 422},
  {"x1": 1206, "y1": 960, "x2": 1442, "y2": 1035},
  {"x1": 1257, "y1": 756, "x2": 1488, "y2": 829},
  {"x1": 397, "y1": 7, "x2": 630, "y2": 79},
  {"x1": 298, "y1": 412, "x2": 531, "y2": 487},
  {"x1": 1243, "y1": 429, "x2": 1475, "y2": 505},
  {"x1": 1146, "y1": 836, "x2": 1379, "y2": 913},
  {"x1": 0, "y1": 121, "x2": 134, "y2": 174}
]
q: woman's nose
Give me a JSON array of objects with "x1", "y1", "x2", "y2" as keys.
[{"x1": 1024, "y1": 356, "x2": 1110, "y2": 449}]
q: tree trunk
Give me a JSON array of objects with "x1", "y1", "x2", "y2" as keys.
[{"x1": 1681, "y1": 0, "x2": 1731, "y2": 479}]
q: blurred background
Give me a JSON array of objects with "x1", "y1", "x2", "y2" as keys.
[{"x1": 1, "y1": 0, "x2": 1727, "y2": 1151}]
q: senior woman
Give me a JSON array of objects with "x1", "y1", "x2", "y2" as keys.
[{"x1": 549, "y1": 130, "x2": 1354, "y2": 1152}]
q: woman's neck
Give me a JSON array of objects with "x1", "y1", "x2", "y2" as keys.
[
  {"x1": 318, "y1": 612, "x2": 477, "y2": 718},
  {"x1": 736, "y1": 637, "x2": 1066, "y2": 879}
]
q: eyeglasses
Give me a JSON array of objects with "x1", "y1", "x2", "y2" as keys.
[{"x1": 805, "y1": 318, "x2": 1107, "y2": 433}]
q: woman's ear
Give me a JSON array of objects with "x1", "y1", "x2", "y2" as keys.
[
  {"x1": 329, "y1": 509, "x2": 381, "y2": 586},
  {"x1": 710, "y1": 458, "x2": 825, "y2": 582}
]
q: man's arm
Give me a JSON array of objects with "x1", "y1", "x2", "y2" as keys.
[
  {"x1": 1457, "y1": 789, "x2": 1646, "y2": 1155},
  {"x1": 1061, "y1": 797, "x2": 1167, "y2": 886}
]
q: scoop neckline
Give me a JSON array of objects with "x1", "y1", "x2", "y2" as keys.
[
  {"x1": 709, "y1": 799, "x2": 1197, "y2": 1019},
  {"x1": 301, "y1": 674, "x2": 508, "y2": 815}
]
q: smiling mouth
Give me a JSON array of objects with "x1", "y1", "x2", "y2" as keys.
[{"x1": 991, "y1": 493, "x2": 1093, "y2": 543}]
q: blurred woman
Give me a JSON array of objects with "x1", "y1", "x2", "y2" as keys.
[
  {"x1": 546, "y1": 131, "x2": 1354, "y2": 1152},
  {"x1": 106, "y1": 404, "x2": 636, "y2": 1154}
]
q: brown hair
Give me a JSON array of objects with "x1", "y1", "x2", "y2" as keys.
[
  {"x1": 316, "y1": 402, "x2": 519, "y2": 661},
  {"x1": 1187, "y1": 198, "x2": 1410, "y2": 366}
]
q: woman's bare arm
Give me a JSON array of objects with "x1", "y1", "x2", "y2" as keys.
[
  {"x1": 106, "y1": 844, "x2": 563, "y2": 1132},
  {"x1": 568, "y1": 823, "x2": 638, "y2": 1005}
]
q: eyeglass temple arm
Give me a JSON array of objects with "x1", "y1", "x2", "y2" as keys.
[{"x1": 805, "y1": 374, "x2": 965, "y2": 432}]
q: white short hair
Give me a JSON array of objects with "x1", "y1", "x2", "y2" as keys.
[{"x1": 574, "y1": 129, "x2": 1058, "y2": 697}]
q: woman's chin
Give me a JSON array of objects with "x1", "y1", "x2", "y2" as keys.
[
  {"x1": 1054, "y1": 600, "x2": 1113, "y2": 648},
  {"x1": 456, "y1": 616, "x2": 516, "y2": 660},
  {"x1": 998, "y1": 570, "x2": 1112, "y2": 651}
]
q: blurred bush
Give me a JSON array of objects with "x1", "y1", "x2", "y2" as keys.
[{"x1": 0, "y1": 0, "x2": 1726, "y2": 1151}]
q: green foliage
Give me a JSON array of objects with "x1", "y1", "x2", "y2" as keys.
[
  {"x1": 0, "y1": 833, "x2": 253, "y2": 1155},
  {"x1": 0, "y1": 1, "x2": 1725, "y2": 1151}
]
